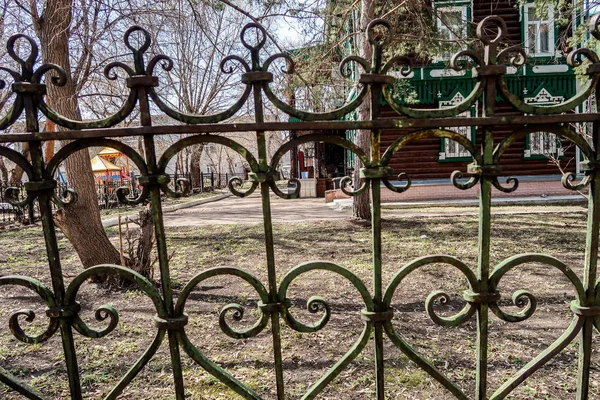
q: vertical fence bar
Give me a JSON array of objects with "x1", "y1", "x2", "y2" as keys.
[
  {"x1": 370, "y1": 66, "x2": 386, "y2": 400},
  {"x1": 32, "y1": 142, "x2": 83, "y2": 400},
  {"x1": 23, "y1": 81, "x2": 84, "y2": 399},
  {"x1": 576, "y1": 85, "x2": 600, "y2": 399},
  {"x1": 474, "y1": 40, "x2": 499, "y2": 398},
  {"x1": 137, "y1": 81, "x2": 186, "y2": 398},
  {"x1": 476, "y1": 126, "x2": 492, "y2": 400},
  {"x1": 246, "y1": 35, "x2": 286, "y2": 397}
]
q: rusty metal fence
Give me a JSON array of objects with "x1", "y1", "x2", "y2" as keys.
[{"x1": 0, "y1": 15, "x2": 600, "y2": 399}]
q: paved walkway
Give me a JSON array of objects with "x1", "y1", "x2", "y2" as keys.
[
  {"x1": 161, "y1": 192, "x2": 587, "y2": 226},
  {"x1": 163, "y1": 193, "x2": 351, "y2": 226}
]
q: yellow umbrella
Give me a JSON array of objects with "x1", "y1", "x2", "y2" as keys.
[
  {"x1": 98, "y1": 147, "x2": 122, "y2": 156},
  {"x1": 90, "y1": 155, "x2": 121, "y2": 173}
]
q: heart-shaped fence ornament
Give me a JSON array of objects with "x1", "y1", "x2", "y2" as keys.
[
  {"x1": 487, "y1": 254, "x2": 586, "y2": 399},
  {"x1": 277, "y1": 261, "x2": 375, "y2": 399}
]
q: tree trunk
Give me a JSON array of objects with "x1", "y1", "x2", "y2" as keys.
[
  {"x1": 9, "y1": 143, "x2": 29, "y2": 185},
  {"x1": 0, "y1": 157, "x2": 8, "y2": 184},
  {"x1": 33, "y1": 0, "x2": 121, "y2": 268},
  {"x1": 190, "y1": 145, "x2": 203, "y2": 190},
  {"x1": 134, "y1": 208, "x2": 154, "y2": 279},
  {"x1": 352, "y1": 0, "x2": 374, "y2": 221}
]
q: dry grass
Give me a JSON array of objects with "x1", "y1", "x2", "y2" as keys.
[{"x1": 0, "y1": 211, "x2": 598, "y2": 399}]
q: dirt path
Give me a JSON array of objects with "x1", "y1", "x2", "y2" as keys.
[{"x1": 163, "y1": 194, "x2": 351, "y2": 226}]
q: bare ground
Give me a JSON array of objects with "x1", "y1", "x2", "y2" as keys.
[{"x1": 0, "y1": 205, "x2": 599, "y2": 399}]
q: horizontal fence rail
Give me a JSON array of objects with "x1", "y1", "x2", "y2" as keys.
[{"x1": 0, "y1": 14, "x2": 599, "y2": 400}]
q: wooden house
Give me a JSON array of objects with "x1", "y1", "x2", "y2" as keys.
[{"x1": 289, "y1": 0, "x2": 591, "y2": 198}]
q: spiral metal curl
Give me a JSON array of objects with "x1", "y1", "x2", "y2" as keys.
[
  {"x1": 52, "y1": 187, "x2": 78, "y2": 207},
  {"x1": 286, "y1": 296, "x2": 331, "y2": 333},
  {"x1": 382, "y1": 55, "x2": 412, "y2": 76},
  {"x1": 9, "y1": 309, "x2": 60, "y2": 344},
  {"x1": 4, "y1": 186, "x2": 34, "y2": 207},
  {"x1": 161, "y1": 178, "x2": 191, "y2": 199},
  {"x1": 492, "y1": 176, "x2": 519, "y2": 193},
  {"x1": 72, "y1": 305, "x2": 119, "y2": 339},
  {"x1": 0, "y1": 276, "x2": 60, "y2": 344},
  {"x1": 64, "y1": 265, "x2": 167, "y2": 339},
  {"x1": 450, "y1": 50, "x2": 484, "y2": 71},
  {"x1": 269, "y1": 178, "x2": 301, "y2": 200},
  {"x1": 425, "y1": 290, "x2": 474, "y2": 327},
  {"x1": 228, "y1": 177, "x2": 258, "y2": 198},
  {"x1": 561, "y1": 172, "x2": 592, "y2": 191},
  {"x1": 278, "y1": 261, "x2": 374, "y2": 333},
  {"x1": 382, "y1": 173, "x2": 412, "y2": 193},
  {"x1": 339, "y1": 176, "x2": 368, "y2": 197},
  {"x1": 176, "y1": 267, "x2": 270, "y2": 340},
  {"x1": 219, "y1": 55, "x2": 250, "y2": 74},
  {"x1": 488, "y1": 254, "x2": 585, "y2": 324},
  {"x1": 451, "y1": 171, "x2": 479, "y2": 191},
  {"x1": 567, "y1": 47, "x2": 600, "y2": 67},
  {"x1": 116, "y1": 185, "x2": 150, "y2": 206},
  {"x1": 147, "y1": 55, "x2": 174, "y2": 76},
  {"x1": 383, "y1": 256, "x2": 478, "y2": 328},
  {"x1": 219, "y1": 303, "x2": 253, "y2": 339},
  {"x1": 104, "y1": 61, "x2": 135, "y2": 80},
  {"x1": 32, "y1": 63, "x2": 67, "y2": 87},
  {"x1": 262, "y1": 53, "x2": 294, "y2": 75},
  {"x1": 497, "y1": 45, "x2": 528, "y2": 67},
  {"x1": 489, "y1": 290, "x2": 537, "y2": 323}
]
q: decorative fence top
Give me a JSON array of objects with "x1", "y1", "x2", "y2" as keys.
[{"x1": 1, "y1": 14, "x2": 600, "y2": 400}]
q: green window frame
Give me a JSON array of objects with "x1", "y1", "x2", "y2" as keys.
[
  {"x1": 438, "y1": 91, "x2": 476, "y2": 162},
  {"x1": 523, "y1": 88, "x2": 564, "y2": 159}
]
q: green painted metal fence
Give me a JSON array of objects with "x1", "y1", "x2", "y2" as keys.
[{"x1": 0, "y1": 15, "x2": 600, "y2": 399}]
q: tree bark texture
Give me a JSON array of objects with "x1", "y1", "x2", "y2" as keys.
[
  {"x1": 189, "y1": 145, "x2": 203, "y2": 191},
  {"x1": 0, "y1": 157, "x2": 8, "y2": 184},
  {"x1": 352, "y1": 0, "x2": 374, "y2": 221},
  {"x1": 33, "y1": 0, "x2": 121, "y2": 268},
  {"x1": 9, "y1": 142, "x2": 29, "y2": 185}
]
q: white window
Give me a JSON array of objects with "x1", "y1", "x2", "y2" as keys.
[
  {"x1": 437, "y1": 6, "x2": 467, "y2": 41},
  {"x1": 524, "y1": 4, "x2": 555, "y2": 57},
  {"x1": 529, "y1": 132, "x2": 558, "y2": 155},
  {"x1": 436, "y1": 6, "x2": 468, "y2": 60},
  {"x1": 438, "y1": 92, "x2": 475, "y2": 160},
  {"x1": 523, "y1": 89, "x2": 563, "y2": 157}
]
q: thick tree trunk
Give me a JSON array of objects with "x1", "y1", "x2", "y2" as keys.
[
  {"x1": 352, "y1": 0, "x2": 374, "y2": 221},
  {"x1": 134, "y1": 208, "x2": 154, "y2": 278},
  {"x1": 189, "y1": 145, "x2": 203, "y2": 190},
  {"x1": 33, "y1": 0, "x2": 121, "y2": 268}
]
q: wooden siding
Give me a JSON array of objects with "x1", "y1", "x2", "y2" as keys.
[{"x1": 379, "y1": 104, "x2": 577, "y2": 180}]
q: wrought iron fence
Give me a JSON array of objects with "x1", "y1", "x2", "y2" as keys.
[
  {"x1": 0, "y1": 173, "x2": 234, "y2": 225},
  {"x1": 0, "y1": 14, "x2": 599, "y2": 400}
]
